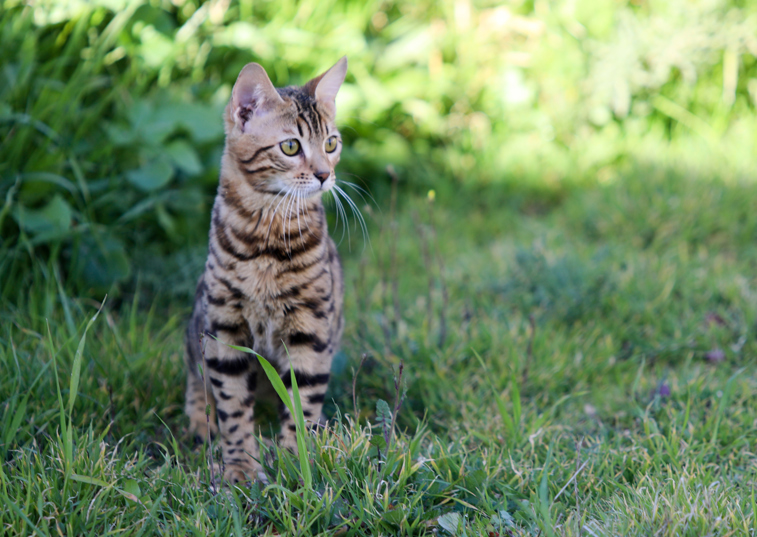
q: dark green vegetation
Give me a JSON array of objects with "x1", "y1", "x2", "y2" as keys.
[{"x1": 2, "y1": 0, "x2": 757, "y2": 535}]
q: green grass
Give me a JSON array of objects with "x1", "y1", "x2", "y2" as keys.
[
  {"x1": 2, "y1": 1, "x2": 757, "y2": 534},
  {"x1": 2, "y1": 160, "x2": 757, "y2": 535}
]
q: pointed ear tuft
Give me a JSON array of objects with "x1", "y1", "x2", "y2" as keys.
[
  {"x1": 231, "y1": 63, "x2": 283, "y2": 131},
  {"x1": 306, "y1": 56, "x2": 347, "y2": 113}
]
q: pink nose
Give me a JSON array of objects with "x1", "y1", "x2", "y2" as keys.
[{"x1": 314, "y1": 171, "x2": 330, "y2": 184}]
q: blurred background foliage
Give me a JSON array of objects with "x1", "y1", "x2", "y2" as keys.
[{"x1": 1, "y1": 0, "x2": 756, "y2": 300}]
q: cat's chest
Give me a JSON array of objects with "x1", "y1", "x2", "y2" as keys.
[{"x1": 233, "y1": 258, "x2": 283, "y2": 302}]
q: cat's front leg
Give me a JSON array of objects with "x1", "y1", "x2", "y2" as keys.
[
  {"x1": 276, "y1": 334, "x2": 334, "y2": 452},
  {"x1": 202, "y1": 305, "x2": 261, "y2": 484}
]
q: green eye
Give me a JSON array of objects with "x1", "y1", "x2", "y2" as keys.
[
  {"x1": 280, "y1": 139, "x2": 300, "y2": 156},
  {"x1": 325, "y1": 135, "x2": 338, "y2": 153}
]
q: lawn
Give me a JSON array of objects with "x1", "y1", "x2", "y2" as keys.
[
  {"x1": 2, "y1": 157, "x2": 757, "y2": 535},
  {"x1": 2, "y1": 0, "x2": 757, "y2": 535}
]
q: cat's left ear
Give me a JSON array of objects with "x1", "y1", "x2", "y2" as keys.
[
  {"x1": 306, "y1": 56, "x2": 348, "y2": 115},
  {"x1": 231, "y1": 63, "x2": 284, "y2": 132}
]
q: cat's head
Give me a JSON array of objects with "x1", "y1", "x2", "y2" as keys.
[{"x1": 224, "y1": 57, "x2": 347, "y2": 199}]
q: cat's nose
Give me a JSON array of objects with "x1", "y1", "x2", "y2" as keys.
[{"x1": 314, "y1": 170, "x2": 330, "y2": 184}]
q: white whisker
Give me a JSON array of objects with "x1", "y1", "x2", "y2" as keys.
[
  {"x1": 283, "y1": 188, "x2": 297, "y2": 254},
  {"x1": 325, "y1": 190, "x2": 345, "y2": 245},
  {"x1": 333, "y1": 184, "x2": 370, "y2": 251},
  {"x1": 296, "y1": 190, "x2": 304, "y2": 245},
  {"x1": 331, "y1": 186, "x2": 351, "y2": 249},
  {"x1": 301, "y1": 191, "x2": 313, "y2": 234},
  {"x1": 339, "y1": 180, "x2": 379, "y2": 210},
  {"x1": 266, "y1": 187, "x2": 292, "y2": 247}
]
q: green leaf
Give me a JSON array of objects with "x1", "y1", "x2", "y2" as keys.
[
  {"x1": 128, "y1": 100, "x2": 176, "y2": 145},
  {"x1": 376, "y1": 399, "x2": 392, "y2": 425},
  {"x1": 150, "y1": 102, "x2": 223, "y2": 143},
  {"x1": 375, "y1": 399, "x2": 393, "y2": 446},
  {"x1": 382, "y1": 508, "x2": 404, "y2": 526},
  {"x1": 121, "y1": 478, "x2": 141, "y2": 499},
  {"x1": 492, "y1": 510, "x2": 515, "y2": 528},
  {"x1": 71, "y1": 233, "x2": 131, "y2": 292},
  {"x1": 20, "y1": 172, "x2": 79, "y2": 196},
  {"x1": 369, "y1": 434, "x2": 386, "y2": 450},
  {"x1": 105, "y1": 122, "x2": 136, "y2": 146},
  {"x1": 126, "y1": 155, "x2": 173, "y2": 191},
  {"x1": 13, "y1": 194, "x2": 72, "y2": 234},
  {"x1": 438, "y1": 512, "x2": 463, "y2": 535},
  {"x1": 463, "y1": 469, "x2": 486, "y2": 492},
  {"x1": 155, "y1": 201, "x2": 177, "y2": 238},
  {"x1": 165, "y1": 140, "x2": 202, "y2": 175},
  {"x1": 173, "y1": 102, "x2": 225, "y2": 143}
]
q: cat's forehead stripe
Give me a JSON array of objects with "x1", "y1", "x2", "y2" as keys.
[
  {"x1": 298, "y1": 103, "x2": 322, "y2": 138},
  {"x1": 276, "y1": 85, "x2": 330, "y2": 139}
]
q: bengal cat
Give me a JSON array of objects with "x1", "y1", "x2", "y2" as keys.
[{"x1": 184, "y1": 57, "x2": 347, "y2": 484}]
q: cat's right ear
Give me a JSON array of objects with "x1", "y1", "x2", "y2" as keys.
[{"x1": 231, "y1": 63, "x2": 283, "y2": 132}]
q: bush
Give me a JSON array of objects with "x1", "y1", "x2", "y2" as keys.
[{"x1": 1, "y1": 0, "x2": 756, "y2": 298}]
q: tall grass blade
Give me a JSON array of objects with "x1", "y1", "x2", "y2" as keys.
[
  {"x1": 510, "y1": 372, "x2": 521, "y2": 429},
  {"x1": 472, "y1": 349, "x2": 518, "y2": 444},
  {"x1": 710, "y1": 368, "x2": 743, "y2": 446},
  {"x1": 1, "y1": 490, "x2": 50, "y2": 537},
  {"x1": 45, "y1": 320, "x2": 68, "y2": 459},
  {"x1": 219, "y1": 339, "x2": 313, "y2": 489},
  {"x1": 4, "y1": 394, "x2": 29, "y2": 452},
  {"x1": 287, "y1": 351, "x2": 312, "y2": 489},
  {"x1": 68, "y1": 296, "x2": 106, "y2": 417}
]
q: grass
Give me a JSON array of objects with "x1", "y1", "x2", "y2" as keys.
[
  {"x1": 2, "y1": 1, "x2": 757, "y2": 533},
  {"x1": 2, "y1": 157, "x2": 757, "y2": 535}
]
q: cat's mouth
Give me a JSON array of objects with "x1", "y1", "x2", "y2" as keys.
[{"x1": 300, "y1": 179, "x2": 334, "y2": 197}]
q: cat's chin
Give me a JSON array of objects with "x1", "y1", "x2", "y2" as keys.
[{"x1": 297, "y1": 184, "x2": 333, "y2": 198}]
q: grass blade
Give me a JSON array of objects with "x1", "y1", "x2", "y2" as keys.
[
  {"x1": 1, "y1": 490, "x2": 50, "y2": 537},
  {"x1": 288, "y1": 349, "x2": 313, "y2": 490},
  {"x1": 710, "y1": 368, "x2": 744, "y2": 445},
  {"x1": 4, "y1": 394, "x2": 29, "y2": 450},
  {"x1": 71, "y1": 474, "x2": 109, "y2": 487},
  {"x1": 218, "y1": 339, "x2": 313, "y2": 489},
  {"x1": 472, "y1": 349, "x2": 518, "y2": 444},
  {"x1": 68, "y1": 296, "x2": 106, "y2": 417}
]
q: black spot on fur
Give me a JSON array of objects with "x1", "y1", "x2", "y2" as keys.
[
  {"x1": 288, "y1": 331, "x2": 328, "y2": 353},
  {"x1": 205, "y1": 356, "x2": 251, "y2": 376},
  {"x1": 281, "y1": 369, "x2": 330, "y2": 388}
]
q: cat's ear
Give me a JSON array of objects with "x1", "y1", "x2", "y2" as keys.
[
  {"x1": 231, "y1": 63, "x2": 283, "y2": 131},
  {"x1": 306, "y1": 56, "x2": 347, "y2": 114}
]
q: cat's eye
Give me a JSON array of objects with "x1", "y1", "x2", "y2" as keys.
[
  {"x1": 280, "y1": 139, "x2": 300, "y2": 156},
  {"x1": 324, "y1": 136, "x2": 338, "y2": 153}
]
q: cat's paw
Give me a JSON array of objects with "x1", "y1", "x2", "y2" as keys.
[
  {"x1": 223, "y1": 464, "x2": 263, "y2": 485},
  {"x1": 188, "y1": 415, "x2": 219, "y2": 445}
]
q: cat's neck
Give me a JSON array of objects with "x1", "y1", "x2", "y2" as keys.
[{"x1": 215, "y1": 180, "x2": 327, "y2": 253}]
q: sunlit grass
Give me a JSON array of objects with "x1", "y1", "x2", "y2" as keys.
[
  {"x1": 2, "y1": 0, "x2": 757, "y2": 534},
  {"x1": 2, "y1": 164, "x2": 757, "y2": 535}
]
